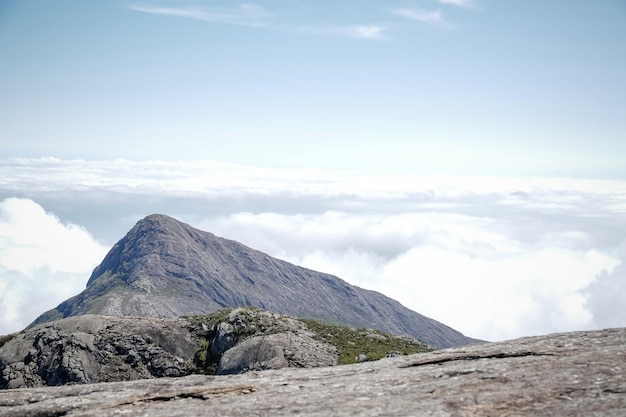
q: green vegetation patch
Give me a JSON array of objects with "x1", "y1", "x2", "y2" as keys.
[
  {"x1": 184, "y1": 307, "x2": 280, "y2": 374},
  {"x1": 183, "y1": 307, "x2": 433, "y2": 373},
  {"x1": 301, "y1": 319, "x2": 432, "y2": 365},
  {"x1": 185, "y1": 307, "x2": 306, "y2": 374},
  {"x1": 184, "y1": 309, "x2": 234, "y2": 374},
  {"x1": 184, "y1": 308, "x2": 234, "y2": 336}
]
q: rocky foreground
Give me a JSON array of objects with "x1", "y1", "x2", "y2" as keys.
[
  {"x1": 1, "y1": 327, "x2": 624, "y2": 416},
  {"x1": 1, "y1": 308, "x2": 429, "y2": 389}
]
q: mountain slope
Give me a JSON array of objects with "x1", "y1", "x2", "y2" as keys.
[{"x1": 32, "y1": 214, "x2": 474, "y2": 348}]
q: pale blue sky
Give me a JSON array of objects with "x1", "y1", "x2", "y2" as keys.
[
  {"x1": 1, "y1": 1, "x2": 625, "y2": 177},
  {"x1": 1, "y1": 2, "x2": 626, "y2": 339}
]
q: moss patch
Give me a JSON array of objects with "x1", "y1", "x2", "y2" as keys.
[
  {"x1": 301, "y1": 319, "x2": 432, "y2": 365},
  {"x1": 184, "y1": 308, "x2": 234, "y2": 335}
]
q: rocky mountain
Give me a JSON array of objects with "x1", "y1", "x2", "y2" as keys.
[
  {"x1": 2, "y1": 327, "x2": 624, "y2": 416},
  {"x1": 31, "y1": 214, "x2": 474, "y2": 348},
  {"x1": 1, "y1": 307, "x2": 430, "y2": 389}
]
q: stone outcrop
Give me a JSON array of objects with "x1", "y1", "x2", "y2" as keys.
[
  {"x1": 191, "y1": 308, "x2": 341, "y2": 375},
  {"x1": 1, "y1": 307, "x2": 429, "y2": 389},
  {"x1": 0, "y1": 315, "x2": 197, "y2": 389},
  {"x1": 1, "y1": 327, "x2": 624, "y2": 416},
  {"x1": 31, "y1": 214, "x2": 476, "y2": 348},
  {"x1": 217, "y1": 332, "x2": 337, "y2": 374}
]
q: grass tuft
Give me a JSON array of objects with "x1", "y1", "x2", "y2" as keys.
[{"x1": 301, "y1": 319, "x2": 432, "y2": 365}]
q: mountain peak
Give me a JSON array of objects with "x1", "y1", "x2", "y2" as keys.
[
  {"x1": 136, "y1": 213, "x2": 189, "y2": 231},
  {"x1": 31, "y1": 215, "x2": 476, "y2": 348},
  {"x1": 142, "y1": 213, "x2": 173, "y2": 222},
  {"x1": 86, "y1": 214, "x2": 209, "y2": 287}
]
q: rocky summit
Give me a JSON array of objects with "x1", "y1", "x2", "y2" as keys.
[
  {"x1": 31, "y1": 214, "x2": 475, "y2": 348},
  {"x1": 1, "y1": 327, "x2": 624, "y2": 416},
  {"x1": 0, "y1": 307, "x2": 430, "y2": 389}
]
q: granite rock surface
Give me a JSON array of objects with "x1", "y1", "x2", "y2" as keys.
[
  {"x1": 2, "y1": 308, "x2": 427, "y2": 389},
  {"x1": 0, "y1": 315, "x2": 197, "y2": 389},
  {"x1": 1, "y1": 327, "x2": 624, "y2": 416}
]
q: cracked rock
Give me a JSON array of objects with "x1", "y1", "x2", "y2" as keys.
[{"x1": 0, "y1": 315, "x2": 197, "y2": 389}]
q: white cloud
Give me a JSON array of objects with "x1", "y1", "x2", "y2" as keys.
[
  {"x1": 438, "y1": 0, "x2": 476, "y2": 9},
  {"x1": 302, "y1": 25, "x2": 388, "y2": 40},
  {"x1": 583, "y1": 241, "x2": 626, "y2": 329},
  {"x1": 343, "y1": 25, "x2": 387, "y2": 40},
  {"x1": 1, "y1": 158, "x2": 625, "y2": 341},
  {"x1": 380, "y1": 246, "x2": 617, "y2": 341},
  {"x1": 200, "y1": 211, "x2": 623, "y2": 342},
  {"x1": 130, "y1": 5, "x2": 211, "y2": 21},
  {"x1": 390, "y1": 8, "x2": 452, "y2": 28},
  {"x1": 129, "y1": 3, "x2": 275, "y2": 28},
  {"x1": 130, "y1": 4, "x2": 385, "y2": 40},
  {"x1": 4, "y1": 157, "x2": 625, "y2": 201},
  {"x1": 0, "y1": 198, "x2": 109, "y2": 335}
]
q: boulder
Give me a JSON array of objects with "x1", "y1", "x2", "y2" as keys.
[
  {"x1": 210, "y1": 322, "x2": 237, "y2": 357},
  {"x1": 217, "y1": 334, "x2": 289, "y2": 374},
  {"x1": 217, "y1": 332, "x2": 337, "y2": 374}
]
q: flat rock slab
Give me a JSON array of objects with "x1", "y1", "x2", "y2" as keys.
[{"x1": 1, "y1": 328, "x2": 625, "y2": 416}]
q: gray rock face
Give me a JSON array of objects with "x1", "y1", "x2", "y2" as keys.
[
  {"x1": 1, "y1": 327, "x2": 624, "y2": 416},
  {"x1": 0, "y1": 315, "x2": 197, "y2": 389},
  {"x1": 2, "y1": 310, "x2": 325, "y2": 389},
  {"x1": 210, "y1": 322, "x2": 237, "y2": 357},
  {"x1": 217, "y1": 335, "x2": 289, "y2": 374},
  {"x1": 217, "y1": 332, "x2": 337, "y2": 375},
  {"x1": 194, "y1": 308, "x2": 341, "y2": 375},
  {"x1": 31, "y1": 214, "x2": 475, "y2": 348},
  {"x1": 3, "y1": 308, "x2": 427, "y2": 389}
]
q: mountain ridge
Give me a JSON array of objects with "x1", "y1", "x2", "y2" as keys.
[{"x1": 32, "y1": 214, "x2": 476, "y2": 348}]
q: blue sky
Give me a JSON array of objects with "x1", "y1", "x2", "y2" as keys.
[
  {"x1": 1, "y1": 1, "x2": 626, "y2": 340},
  {"x1": 1, "y1": 0, "x2": 625, "y2": 176}
]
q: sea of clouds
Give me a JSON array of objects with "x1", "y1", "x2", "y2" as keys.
[{"x1": 1, "y1": 157, "x2": 625, "y2": 341}]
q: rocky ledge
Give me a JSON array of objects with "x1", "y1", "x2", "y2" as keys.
[
  {"x1": 1, "y1": 327, "x2": 624, "y2": 416},
  {"x1": 1, "y1": 307, "x2": 429, "y2": 389}
]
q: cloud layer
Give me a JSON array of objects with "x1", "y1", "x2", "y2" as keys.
[
  {"x1": 199, "y1": 211, "x2": 621, "y2": 341},
  {"x1": 1, "y1": 158, "x2": 625, "y2": 341},
  {"x1": 0, "y1": 198, "x2": 109, "y2": 334}
]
